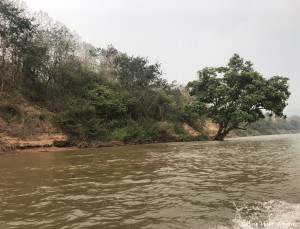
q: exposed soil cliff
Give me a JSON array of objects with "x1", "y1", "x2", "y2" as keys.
[{"x1": 0, "y1": 92, "x2": 69, "y2": 152}]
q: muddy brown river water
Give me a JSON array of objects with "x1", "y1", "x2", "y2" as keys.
[{"x1": 1, "y1": 134, "x2": 300, "y2": 228}]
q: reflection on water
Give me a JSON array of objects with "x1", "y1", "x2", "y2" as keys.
[{"x1": 0, "y1": 134, "x2": 300, "y2": 228}]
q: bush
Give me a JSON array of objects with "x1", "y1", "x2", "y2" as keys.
[
  {"x1": 107, "y1": 119, "x2": 161, "y2": 143},
  {"x1": 1, "y1": 106, "x2": 22, "y2": 123},
  {"x1": 58, "y1": 101, "x2": 106, "y2": 139}
]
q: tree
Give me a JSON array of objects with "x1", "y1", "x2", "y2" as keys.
[
  {"x1": 187, "y1": 54, "x2": 290, "y2": 140},
  {"x1": 0, "y1": 0, "x2": 36, "y2": 90},
  {"x1": 113, "y1": 53, "x2": 162, "y2": 88}
]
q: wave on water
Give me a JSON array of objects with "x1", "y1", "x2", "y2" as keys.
[{"x1": 212, "y1": 200, "x2": 300, "y2": 229}]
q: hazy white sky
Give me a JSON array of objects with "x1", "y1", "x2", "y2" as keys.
[{"x1": 23, "y1": 0, "x2": 300, "y2": 115}]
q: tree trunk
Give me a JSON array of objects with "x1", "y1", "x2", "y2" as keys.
[
  {"x1": 1, "y1": 78, "x2": 3, "y2": 92},
  {"x1": 213, "y1": 131, "x2": 229, "y2": 141},
  {"x1": 213, "y1": 126, "x2": 235, "y2": 141}
]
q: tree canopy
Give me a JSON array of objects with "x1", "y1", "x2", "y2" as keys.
[{"x1": 187, "y1": 54, "x2": 290, "y2": 140}]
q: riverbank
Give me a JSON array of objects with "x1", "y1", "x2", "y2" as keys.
[
  {"x1": 1, "y1": 90, "x2": 299, "y2": 155},
  {"x1": 0, "y1": 91, "x2": 208, "y2": 154},
  {"x1": 0, "y1": 138, "x2": 196, "y2": 155},
  {"x1": 2, "y1": 132, "x2": 300, "y2": 156},
  {"x1": 1, "y1": 121, "x2": 299, "y2": 155},
  {"x1": 0, "y1": 124, "x2": 204, "y2": 154}
]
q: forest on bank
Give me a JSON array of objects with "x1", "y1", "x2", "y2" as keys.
[{"x1": 0, "y1": 0, "x2": 299, "y2": 149}]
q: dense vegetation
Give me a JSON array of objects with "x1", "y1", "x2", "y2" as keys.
[
  {"x1": 0, "y1": 0, "x2": 299, "y2": 147},
  {"x1": 0, "y1": 0, "x2": 204, "y2": 144}
]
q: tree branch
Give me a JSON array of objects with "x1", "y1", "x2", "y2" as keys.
[{"x1": 236, "y1": 123, "x2": 248, "y2": 130}]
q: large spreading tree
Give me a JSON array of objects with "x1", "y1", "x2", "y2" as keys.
[{"x1": 187, "y1": 54, "x2": 290, "y2": 140}]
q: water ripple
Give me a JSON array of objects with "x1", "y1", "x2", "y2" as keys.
[{"x1": 0, "y1": 134, "x2": 300, "y2": 228}]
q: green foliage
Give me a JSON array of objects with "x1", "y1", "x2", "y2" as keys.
[
  {"x1": 0, "y1": 0, "x2": 38, "y2": 90},
  {"x1": 0, "y1": 1, "x2": 218, "y2": 145},
  {"x1": 58, "y1": 100, "x2": 106, "y2": 139},
  {"x1": 113, "y1": 53, "x2": 163, "y2": 88},
  {"x1": 1, "y1": 105, "x2": 22, "y2": 123},
  {"x1": 188, "y1": 54, "x2": 290, "y2": 140},
  {"x1": 86, "y1": 84, "x2": 127, "y2": 120},
  {"x1": 108, "y1": 119, "x2": 161, "y2": 143}
]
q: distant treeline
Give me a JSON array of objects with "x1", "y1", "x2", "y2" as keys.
[{"x1": 234, "y1": 116, "x2": 300, "y2": 136}]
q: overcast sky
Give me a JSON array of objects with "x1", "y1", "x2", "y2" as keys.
[{"x1": 23, "y1": 0, "x2": 300, "y2": 116}]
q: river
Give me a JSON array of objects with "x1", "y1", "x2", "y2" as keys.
[{"x1": 0, "y1": 134, "x2": 300, "y2": 228}]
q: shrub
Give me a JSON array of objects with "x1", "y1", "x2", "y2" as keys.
[
  {"x1": 58, "y1": 101, "x2": 106, "y2": 139},
  {"x1": 108, "y1": 119, "x2": 161, "y2": 143},
  {"x1": 1, "y1": 106, "x2": 22, "y2": 123}
]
